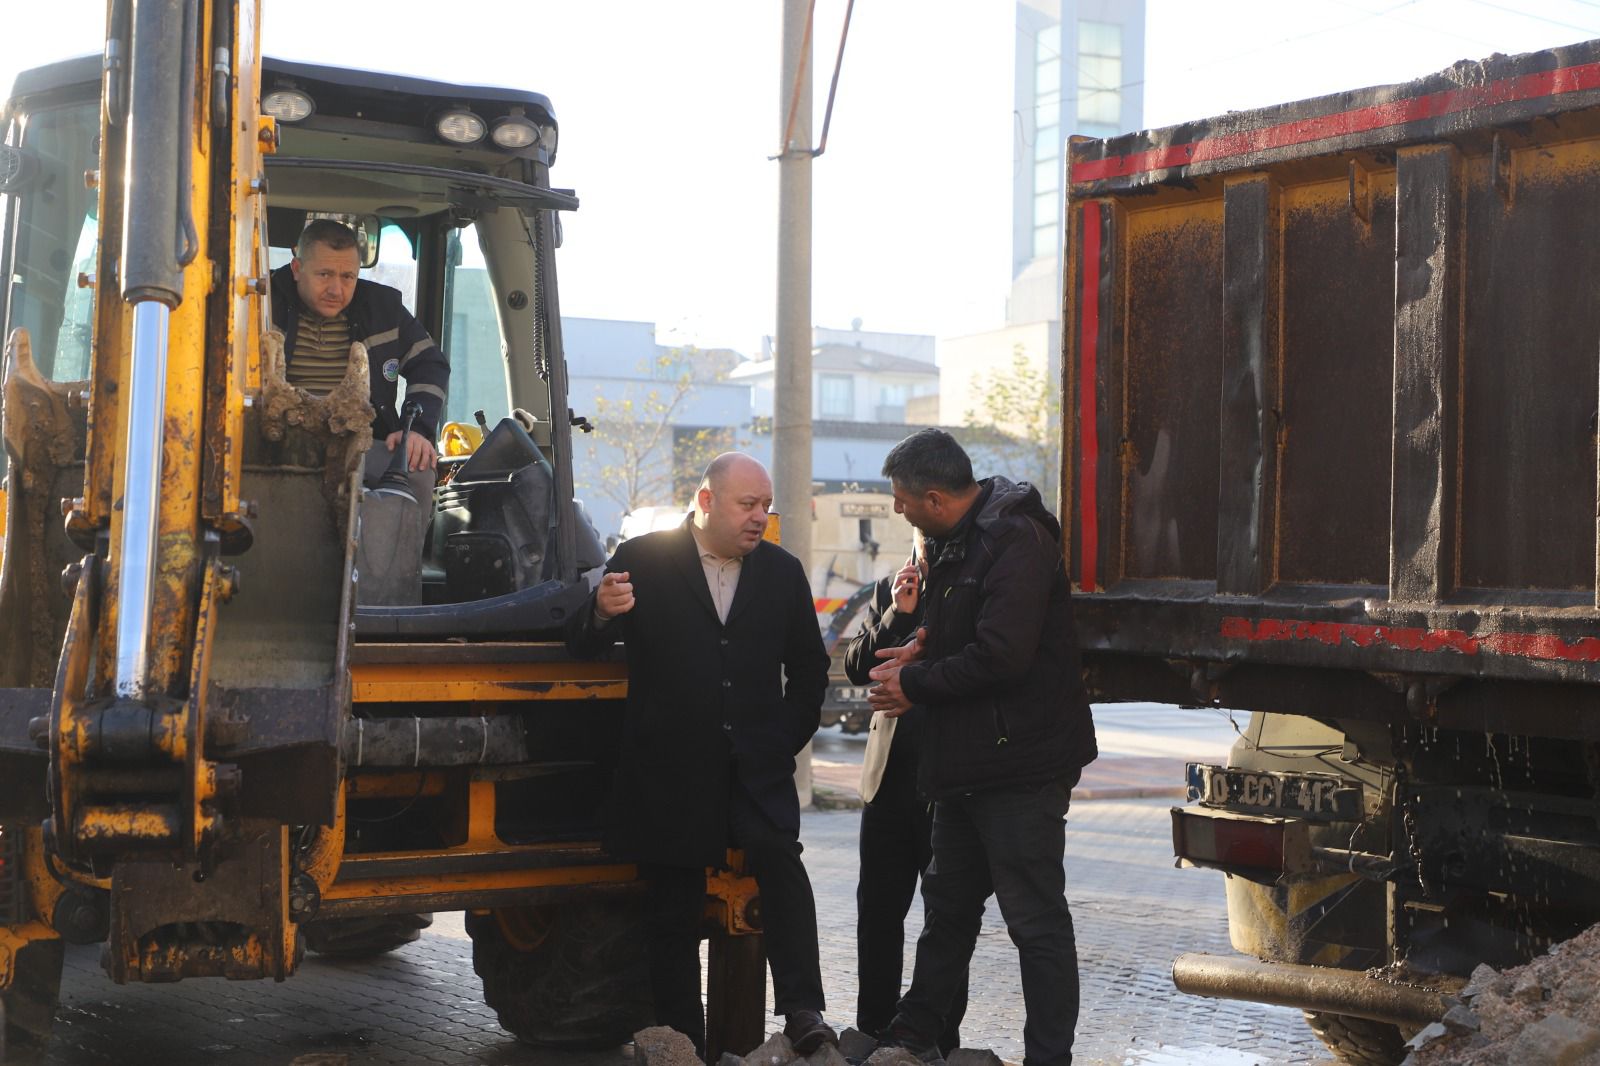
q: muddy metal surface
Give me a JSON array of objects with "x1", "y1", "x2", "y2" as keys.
[{"x1": 15, "y1": 710, "x2": 1335, "y2": 1065}]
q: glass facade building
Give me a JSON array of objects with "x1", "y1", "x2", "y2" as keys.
[{"x1": 1013, "y1": 0, "x2": 1145, "y2": 296}]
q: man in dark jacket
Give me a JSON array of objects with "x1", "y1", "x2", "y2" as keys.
[
  {"x1": 843, "y1": 541, "x2": 966, "y2": 1053},
  {"x1": 269, "y1": 218, "x2": 451, "y2": 503},
  {"x1": 567, "y1": 453, "x2": 837, "y2": 1059},
  {"x1": 867, "y1": 429, "x2": 1097, "y2": 1066}
]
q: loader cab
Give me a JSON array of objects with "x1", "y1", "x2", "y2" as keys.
[
  {"x1": 258, "y1": 60, "x2": 604, "y2": 617},
  {"x1": 0, "y1": 57, "x2": 104, "y2": 473},
  {"x1": 1, "y1": 56, "x2": 602, "y2": 634}
]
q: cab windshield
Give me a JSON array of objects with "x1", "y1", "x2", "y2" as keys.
[{"x1": 2, "y1": 99, "x2": 101, "y2": 385}]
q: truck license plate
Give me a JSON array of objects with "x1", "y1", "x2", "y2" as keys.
[{"x1": 1186, "y1": 763, "x2": 1358, "y2": 819}]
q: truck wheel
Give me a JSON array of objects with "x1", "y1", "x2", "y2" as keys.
[
  {"x1": 1303, "y1": 1011, "x2": 1410, "y2": 1066},
  {"x1": 468, "y1": 900, "x2": 652, "y2": 1049},
  {"x1": 301, "y1": 913, "x2": 433, "y2": 957}
]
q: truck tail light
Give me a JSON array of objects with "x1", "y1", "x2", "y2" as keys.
[{"x1": 1171, "y1": 807, "x2": 1312, "y2": 877}]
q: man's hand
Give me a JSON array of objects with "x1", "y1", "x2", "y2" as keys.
[
  {"x1": 891, "y1": 558, "x2": 922, "y2": 614},
  {"x1": 385, "y1": 429, "x2": 438, "y2": 472},
  {"x1": 867, "y1": 627, "x2": 926, "y2": 718},
  {"x1": 594, "y1": 570, "x2": 635, "y2": 622}
]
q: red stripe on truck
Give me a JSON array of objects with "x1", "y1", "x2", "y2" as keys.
[
  {"x1": 1077, "y1": 204, "x2": 1102, "y2": 593},
  {"x1": 1072, "y1": 60, "x2": 1600, "y2": 184},
  {"x1": 1220, "y1": 616, "x2": 1600, "y2": 664}
]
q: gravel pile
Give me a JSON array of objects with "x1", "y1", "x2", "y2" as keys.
[{"x1": 1405, "y1": 923, "x2": 1600, "y2": 1065}]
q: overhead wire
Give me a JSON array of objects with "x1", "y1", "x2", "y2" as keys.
[{"x1": 1457, "y1": 0, "x2": 1600, "y2": 34}]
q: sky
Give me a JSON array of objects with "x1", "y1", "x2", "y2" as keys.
[{"x1": 6, "y1": 0, "x2": 1600, "y2": 355}]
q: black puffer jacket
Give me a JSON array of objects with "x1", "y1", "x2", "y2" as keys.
[{"x1": 898, "y1": 477, "x2": 1097, "y2": 798}]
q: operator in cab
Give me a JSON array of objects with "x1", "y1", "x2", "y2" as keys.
[{"x1": 269, "y1": 218, "x2": 451, "y2": 510}]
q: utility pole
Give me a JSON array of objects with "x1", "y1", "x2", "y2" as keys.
[{"x1": 777, "y1": 0, "x2": 815, "y2": 806}]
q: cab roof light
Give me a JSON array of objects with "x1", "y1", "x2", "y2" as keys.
[
  {"x1": 490, "y1": 108, "x2": 539, "y2": 150},
  {"x1": 435, "y1": 107, "x2": 486, "y2": 145},
  {"x1": 263, "y1": 86, "x2": 315, "y2": 123}
]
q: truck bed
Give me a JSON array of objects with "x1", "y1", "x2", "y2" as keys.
[{"x1": 1064, "y1": 40, "x2": 1600, "y2": 740}]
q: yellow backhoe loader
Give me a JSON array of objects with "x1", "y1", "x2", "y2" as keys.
[{"x1": 0, "y1": 2, "x2": 765, "y2": 1058}]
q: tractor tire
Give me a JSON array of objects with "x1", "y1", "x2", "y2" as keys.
[
  {"x1": 1303, "y1": 1011, "x2": 1411, "y2": 1066},
  {"x1": 301, "y1": 913, "x2": 433, "y2": 957},
  {"x1": 467, "y1": 899, "x2": 652, "y2": 1050},
  {"x1": 1, "y1": 936, "x2": 64, "y2": 1060}
]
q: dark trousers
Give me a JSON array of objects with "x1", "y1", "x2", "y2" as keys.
[
  {"x1": 857, "y1": 749, "x2": 967, "y2": 1050},
  {"x1": 893, "y1": 776, "x2": 1080, "y2": 1066},
  {"x1": 641, "y1": 779, "x2": 826, "y2": 1056}
]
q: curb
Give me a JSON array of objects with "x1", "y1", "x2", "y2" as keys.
[
  {"x1": 1073, "y1": 785, "x2": 1187, "y2": 801},
  {"x1": 811, "y1": 785, "x2": 863, "y2": 811},
  {"x1": 810, "y1": 783, "x2": 1187, "y2": 811}
]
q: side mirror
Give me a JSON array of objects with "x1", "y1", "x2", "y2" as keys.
[{"x1": 354, "y1": 215, "x2": 381, "y2": 269}]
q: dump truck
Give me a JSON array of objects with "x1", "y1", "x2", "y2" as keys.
[
  {"x1": 0, "y1": 2, "x2": 764, "y2": 1059},
  {"x1": 1064, "y1": 38, "x2": 1600, "y2": 1066}
]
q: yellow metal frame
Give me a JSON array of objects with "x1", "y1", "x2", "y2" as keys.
[
  {"x1": 350, "y1": 660, "x2": 626, "y2": 703},
  {"x1": 320, "y1": 779, "x2": 636, "y2": 906}
]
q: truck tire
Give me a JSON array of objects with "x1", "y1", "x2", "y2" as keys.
[
  {"x1": 301, "y1": 913, "x2": 433, "y2": 957},
  {"x1": 467, "y1": 900, "x2": 652, "y2": 1049},
  {"x1": 1303, "y1": 1011, "x2": 1410, "y2": 1066}
]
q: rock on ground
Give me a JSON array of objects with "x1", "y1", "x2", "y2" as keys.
[
  {"x1": 745, "y1": 1031, "x2": 800, "y2": 1066},
  {"x1": 634, "y1": 1025, "x2": 704, "y2": 1066},
  {"x1": 946, "y1": 1051, "x2": 1004, "y2": 1066},
  {"x1": 838, "y1": 1027, "x2": 878, "y2": 1062},
  {"x1": 1406, "y1": 921, "x2": 1600, "y2": 1065}
]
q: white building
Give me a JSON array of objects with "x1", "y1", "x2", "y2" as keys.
[
  {"x1": 732, "y1": 341, "x2": 939, "y2": 426},
  {"x1": 564, "y1": 317, "x2": 753, "y2": 541}
]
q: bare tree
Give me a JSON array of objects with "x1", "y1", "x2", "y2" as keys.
[
  {"x1": 579, "y1": 352, "x2": 733, "y2": 516},
  {"x1": 962, "y1": 345, "x2": 1060, "y2": 502}
]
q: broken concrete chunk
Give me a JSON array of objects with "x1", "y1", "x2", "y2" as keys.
[
  {"x1": 745, "y1": 1032, "x2": 798, "y2": 1066},
  {"x1": 1405, "y1": 1021, "x2": 1449, "y2": 1051},
  {"x1": 1508, "y1": 968, "x2": 1547, "y2": 1004},
  {"x1": 1509, "y1": 1013, "x2": 1600, "y2": 1066},
  {"x1": 945, "y1": 1051, "x2": 1003, "y2": 1066},
  {"x1": 808, "y1": 1043, "x2": 851, "y2": 1066},
  {"x1": 633, "y1": 1026, "x2": 703, "y2": 1066},
  {"x1": 719, "y1": 1054, "x2": 747, "y2": 1066},
  {"x1": 838, "y1": 1027, "x2": 878, "y2": 1062},
  {"x1": 1440, "y1": 1004, "x2": 1482, "y2": 1034},
  {"x1": 1460, "y1": 962, "x2": 1506, "y2": 999},
  {"x1": 862, "y1": 1048, "x2": 931, "y2": 1066}
]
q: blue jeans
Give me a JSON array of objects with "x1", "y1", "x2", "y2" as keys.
[{"x1": 893, "y1": 775, "x2": 1079, "y2": 1066}]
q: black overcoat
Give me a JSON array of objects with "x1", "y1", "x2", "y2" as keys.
[{"x1": 567, "y1": 520, "x2": 829, "y2": 869}]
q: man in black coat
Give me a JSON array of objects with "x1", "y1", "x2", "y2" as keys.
[
  {"x1": 868, "y1": 429, "x2": 1097, "y2": 1066},
  {"x1": 567, "y1": 453, "x2": 837, "y2": 1058},
  {"x1": 843, "y1": 542, "x2": 966, "y2": 1053}
]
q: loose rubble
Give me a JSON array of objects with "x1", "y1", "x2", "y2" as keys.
[
  {"x1": 633, "y1": 1025, "x2": 1009, "y2": 1066},
  {"x1": 1405, "y1": 922, "x2": 1600, "y2": 1065}
]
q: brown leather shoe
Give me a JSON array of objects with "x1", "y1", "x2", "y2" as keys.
[{"x1": 784, "y1": 1010, "x2": 840, "y2": 1055}]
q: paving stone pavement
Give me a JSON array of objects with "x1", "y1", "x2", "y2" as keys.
[
  {"x1": 16, "y1": 797, "x2": 1335, "y2": 1066},
  {"x1": 800, "y1": 798, "x2": 1335, "y2": 1066}
]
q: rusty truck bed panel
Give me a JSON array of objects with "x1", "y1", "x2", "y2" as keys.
[{"x1": 1064, "y1": 41, "x2": 1600, "y2": 717}]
